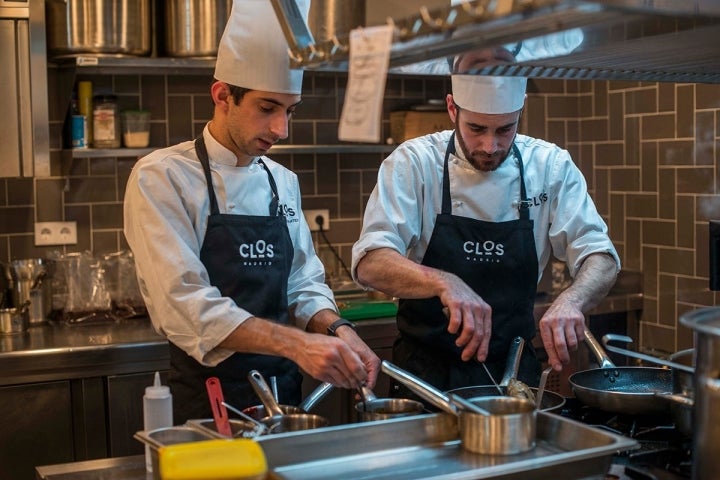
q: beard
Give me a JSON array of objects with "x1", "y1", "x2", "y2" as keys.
[{"x1": 455, "y1": 127, "x2": 511, "y2": 172}]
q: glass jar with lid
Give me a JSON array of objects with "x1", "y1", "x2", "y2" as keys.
[{"x1": 92, "y1": 95, "x2": 121, "y2": 148}]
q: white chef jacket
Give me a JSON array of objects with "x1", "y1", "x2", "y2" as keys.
[
  {"x1": 124, "y1": 125, "x2": 336, "y2": 366},
  {"x1": 352, "y1": 130, "x2": 620, "y2": 285}
]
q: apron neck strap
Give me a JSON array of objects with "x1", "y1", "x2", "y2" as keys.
[
  {"x1": 441, "y1": 134, "x2": 530, "y2": 220},
  {"x1": 194, "y1": 136, "x2": 281, "y2": 216}
]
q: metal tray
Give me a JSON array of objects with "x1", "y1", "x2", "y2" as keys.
[{"x1": 255, "y1": 411, "x2": 637, "y2": 480}]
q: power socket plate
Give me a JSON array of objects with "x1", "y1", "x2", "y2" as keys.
[
  {"x1": 304, "y1": 209, "x2": 330, "y2": 232},
  {"x1": 34, "y1": 221, "x2": 78, "y2": 246}
]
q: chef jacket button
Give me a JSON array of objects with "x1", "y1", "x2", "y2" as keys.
[{"x1": 228, "y1": 203, "x2": 235, "y2": 210}]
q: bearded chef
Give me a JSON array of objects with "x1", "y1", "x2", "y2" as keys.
[
  {"x1": 352, "y1": 52, "x2": 619, "y2": 398},
  {"x1": 124, "y1": 0, "x2": 379, "y2": 423}
]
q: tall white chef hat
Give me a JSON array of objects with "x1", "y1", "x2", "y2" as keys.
[{"x1": 214, "y1": 0, "x2": 311, "y2": 94}]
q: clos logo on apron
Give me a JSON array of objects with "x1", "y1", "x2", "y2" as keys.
[
  {"x1": 463, "y1": 240, "x2": 504, "y2": 263},
  {"x1": 239, "y1": 240, "x2": 275, "y2": 265}
]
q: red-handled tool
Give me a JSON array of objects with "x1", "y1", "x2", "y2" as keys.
[{"x1": 205, "y1": 376, "x2": 232, "y2": 437}]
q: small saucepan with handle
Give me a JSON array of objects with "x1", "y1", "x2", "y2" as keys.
[
  {"x1": 247, "y1": 370, "x2": 329, "y2": 432},
  {"x1": 381, "y1": 360, "x2": 536, "y2": 455},
  {"x1": 446, "y1": 336, "x2": 566, "y2": 412},
  {"x1": 354, "y1": 384, "x2": 425, "y2": 422}
]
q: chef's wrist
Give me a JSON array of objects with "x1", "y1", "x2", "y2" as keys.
[{"x1": 326, "y1": 318, "x2": 356, "y2": 336}]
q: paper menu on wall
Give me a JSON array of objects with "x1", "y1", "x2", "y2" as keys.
[{"x1": 338, "y1": 25, "x2": 394, "y2": 143}]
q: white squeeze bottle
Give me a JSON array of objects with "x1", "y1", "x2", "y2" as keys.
[{"x1": 143, "y1": 371, "x2": 173, "y2": 473}]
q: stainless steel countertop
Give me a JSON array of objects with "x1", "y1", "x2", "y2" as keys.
[
  {"x1": 0, "y1": 317, "x2": 169, "y2": 385},
  {"x1": 0, "y1": 290, "x2": 641, "y2": 386}
]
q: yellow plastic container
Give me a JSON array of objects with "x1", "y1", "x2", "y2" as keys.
[{"x1": 158, "y1": 438, "x2": 267, "y2": 480}]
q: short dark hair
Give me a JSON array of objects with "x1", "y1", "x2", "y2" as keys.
[{"x1": 227, "y1": 84, "x2": 251, "y2": 105}]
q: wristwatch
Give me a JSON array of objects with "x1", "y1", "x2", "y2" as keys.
[{"x1": 327, "y1": 318, "x2": 356, "y2": 336}]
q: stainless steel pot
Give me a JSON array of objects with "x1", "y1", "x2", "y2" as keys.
[
  {"x1": 164, "y1": 0, "x2": 232, "y2": 57},
  {"x1": 382, "y1": 360, "x2": 536, "y2": 455},
  {"x1": 308, "y1": 0, "x2": 365, "y2": 43},
  {"x1": 242, "y1": 381, "x2": 334, "y2": 421},
  {"x1": 355, "y1": 385, "x2": 425, "y2": 421},
  {"x1": 0, "y1": 301, "x2": 29, "y2": 335},
  {"x1": 46, "y1": 0, "x2": 151, "y2": 57},
  {"x1": 9, "y1": 258, "x2": 53, "y2": 325},
  {"x1": 247, "y1": 370, "x2": 329, "y2": 432},
  {"x1": 680, "y1": 307, "x2": 720, "y2": 480}
]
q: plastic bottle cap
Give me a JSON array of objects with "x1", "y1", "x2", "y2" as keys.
[{"x1": 145, "y1": 371, "x2": 171, "y2": 399}]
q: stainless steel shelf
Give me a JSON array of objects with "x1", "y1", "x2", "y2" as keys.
[
  {"x1": 65, "y1": 144, "x2": 397, "y2": 159},
  {"x1": 48, "y1": 55, "x2": 217, "y2": 75}
]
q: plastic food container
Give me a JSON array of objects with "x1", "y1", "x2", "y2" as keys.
[
  {"x1": 134, "y1": 426, "x2": 267, "y2": 480},
  {"x1": 121, "y1": 110, "x2": 151, "y2": 147}
]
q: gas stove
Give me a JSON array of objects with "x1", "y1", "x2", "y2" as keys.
[{"x1": 559, "y1": 399, "x2": 692, "y2": 480}]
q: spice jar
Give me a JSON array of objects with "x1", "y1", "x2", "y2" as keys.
[{"x1": 92, "y1": 95, "x2": 121, "y2": 148}]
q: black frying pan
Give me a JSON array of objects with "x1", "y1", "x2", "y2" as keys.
[{"x1": 568, "y1": 329, "x2": 672, "y2": 414}]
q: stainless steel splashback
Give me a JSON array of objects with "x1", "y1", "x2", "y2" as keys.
[{"x1": 274, "y1": 0, "x2": 720, "y2": 84}]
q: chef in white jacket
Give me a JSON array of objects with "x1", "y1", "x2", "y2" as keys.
[
  {"x1": 352, "y1": 50, "x2": 619, "y2": 398},
  {"x1": 124, "y1": 0, "x2": 379, "y2": 423}
]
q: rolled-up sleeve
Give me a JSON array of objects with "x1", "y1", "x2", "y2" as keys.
[
  {"x1": 124, "y1": 152, "x2": 252, "y2": 366},
  {"x1": 546, "y1": 151, "x2": 620, "y2": 277}
]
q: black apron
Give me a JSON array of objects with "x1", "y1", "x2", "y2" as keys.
[
  {"x1": 169, "y1": 136, "x2": 300, "y2": 423},
  {"x1": 391, "y1": 133, "x2": 540, "y2": 402}
]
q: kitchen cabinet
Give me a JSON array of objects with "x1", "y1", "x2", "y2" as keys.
[
  {"x1": 0, "y1": 372, "x2": 171, "y2": 480},
  {"x1": 0, "y1": 381, "x2": 74, "y2": 480},
  {"x1": 0, "y1": 371, "x2": 169, "y2": 480},
  {"x1": 0, "y1": 1, "x2": 50, "y2": 177}
]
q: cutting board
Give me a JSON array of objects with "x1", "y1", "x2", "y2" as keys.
[{"x1": 337, "y1": 300, "x2": 398, "y2": 320}]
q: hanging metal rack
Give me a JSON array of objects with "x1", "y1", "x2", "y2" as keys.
[{"x1": 270, "y1": 0, "x2": 720, "y2": 84}]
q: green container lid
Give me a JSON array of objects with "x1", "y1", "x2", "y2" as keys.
[{"x1": 338, "y1": 301, "x2": 398, "y2": 321}]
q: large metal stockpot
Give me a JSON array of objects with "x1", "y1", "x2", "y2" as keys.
[
  {"x1": 45, "y1": 0, "x2": 151, "y2": 57},
  {"x1": 164, "y1": 0, "x2": 232, "y2": 57},
  {"x1": 680, "y1": 307, "x2": 720, "y2": 480}
]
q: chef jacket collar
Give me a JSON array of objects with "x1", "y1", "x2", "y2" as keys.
[{"x1": 202, "y1": 124, "x2": 261, "y2": 168}]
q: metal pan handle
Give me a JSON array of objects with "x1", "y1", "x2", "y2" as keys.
[
  {"x1": 299, "y1": 382, "x2": 335, "y2": 412},
  {"x1": 583, "y1": 328, "x2": 616, "y2": 369},
  {"x1": 602, "y1": 334, "x2": 695, "y2": 374},
  {"x1": 248, "y1": 370, "x2": 285, "y2": 418},
  {"x1": 381, "y1": 360, "x2": 458, "y2": 416},
  {"x1": 500, "y1": 337, "x2": 524, "y2": 386}
]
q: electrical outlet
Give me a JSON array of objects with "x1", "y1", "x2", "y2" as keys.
[
  {"x1": 34, "y1": 221, "x2": 78, "y2": 246},
  {"x1": 304, "y1": 209, "x2": 330, "y2": 232}
]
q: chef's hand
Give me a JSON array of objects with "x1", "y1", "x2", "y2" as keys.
[
  {"x1": 538, "y1": 298, "x2": 585, "y2": 371},
  {"x1": 439, "y1": 272, "x2": 493, "y2": 362},
  {"x1": 335, "y1": 327, "x2": 381, "y2": 390},
  {"x1": 294, "y1": 333, "x2": 376, "y2": 390}
]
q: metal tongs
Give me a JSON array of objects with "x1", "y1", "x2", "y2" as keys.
[{"x1": 221, "y1": 401, "x2": 270, "y2": 438}]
